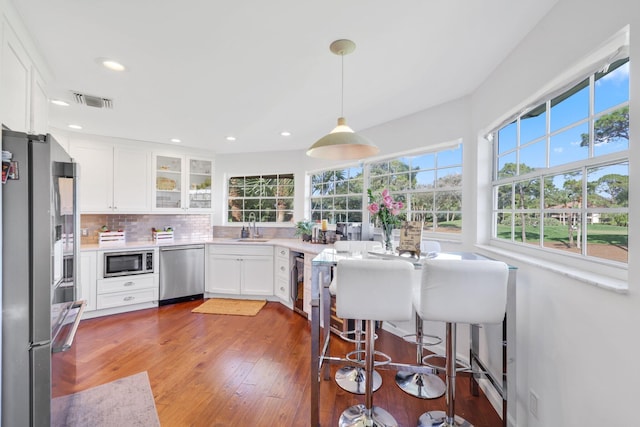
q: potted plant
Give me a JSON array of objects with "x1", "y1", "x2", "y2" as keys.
[{"x1": 294, "y1": 219, "x2": 314, "y2": 242}]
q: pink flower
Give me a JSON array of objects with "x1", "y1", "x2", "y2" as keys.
[
  {"x1": 381, "y1": 189, "x2": 389, "y2": 198},
  {"x1": 368, "y1": 203, "x2": 380, "y2": 215}
]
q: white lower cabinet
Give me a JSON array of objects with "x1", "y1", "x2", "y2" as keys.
[
  {"x1": 78, "y1": 251, "x2": 97, "y2": 312},
  {"x1": 274, "y1": 246, "x2": 291, "y2": 303},
  {"x1": 96, "y1": 274, "x2": 158, "y2": 309},
  {"x1": 206, "y1": 245, "x2": 273, "y2": 296}
]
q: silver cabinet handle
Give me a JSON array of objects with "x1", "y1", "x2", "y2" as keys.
[
  {"x1": 124, "y1": 296, "x2": 135, "y2": 301},
  {"x1": 280, "y1": 266, "x2": 286, "y2": 272},
  {"x1": 124, "y1": 281, "x2": 134, "y2": 287}
]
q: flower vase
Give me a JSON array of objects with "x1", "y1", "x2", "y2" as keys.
[{"x1": 382, "y1": 223, "x2": 394, "y2": 253}]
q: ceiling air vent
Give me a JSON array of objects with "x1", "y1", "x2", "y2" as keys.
[{"x1": 72, "y1": 92, "x2": 113, "y2": 108}]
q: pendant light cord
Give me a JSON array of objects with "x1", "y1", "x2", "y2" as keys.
[{"x1": 340, "y1": 53, "x2": 345, "y2": 117}]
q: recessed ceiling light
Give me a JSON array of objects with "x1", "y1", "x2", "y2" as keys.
[
  {"x1": 51, "y1": 99, "x2": 70, "y2": 107},
  {"x1": 226, "y1": 136, "x2": 236, "y2": 141},
  {"x1": 96, "y1": 58, "x2": 126, "y2": 72},
  {"x1": 280, "y1": 131, "x2": 291, "y2": 137},
  {"x1": 68, "y1": 124, "x2": 82, "y2": 130},
  {"x1": 170, "y1": 138, "x2": 181, "y2": 143}
]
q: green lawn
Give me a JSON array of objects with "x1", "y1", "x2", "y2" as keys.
[{"x1": 496, "y1": 223, "x2": 628, "y2": 246}]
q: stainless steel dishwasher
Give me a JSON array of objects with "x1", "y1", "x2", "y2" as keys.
[{"x1": 159, "y1": 244, "x2": 205, "y2": 305}]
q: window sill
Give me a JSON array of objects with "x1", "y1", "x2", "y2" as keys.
[{"x1": 474, "y1": 244, "x2": 628, "y2": 294}]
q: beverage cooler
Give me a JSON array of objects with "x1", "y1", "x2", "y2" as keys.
[{"x1": 292, "y1": 255, "x2": 305, "y2": 317}]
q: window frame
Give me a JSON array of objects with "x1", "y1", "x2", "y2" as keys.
[
  {"x1": 490, "y1": 57, "x2": 629, "y2": 268},
  {"x1": 309, "y1": 165, "x2": 365, "y2": 224},
  {"x1": 307, "y1": 141, "x2": 463, "y2": 238},
  {"x1": 227, "y1": 173, "x2": 295, "y2": 224}
]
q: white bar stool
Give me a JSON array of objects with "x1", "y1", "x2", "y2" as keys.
[
  {"x1": 396, "y1": 240, "x2": 446, "y2": 399},
  {"x1": 417, "y1": 259, "x2": 508, "y2": 427},
  {"x1": 336, "y1": 258, "x2": 414, "y2": 427},
  {"x1": 331, "y1": 240, "x2": 384, "y2": 394}
]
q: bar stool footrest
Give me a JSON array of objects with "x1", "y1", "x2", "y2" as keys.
[
  {"x1": 346, "y1": 349, "x2": 392, "y2": 367},
  {"x1": 339, "y1": 329, "x2": 378, "y2": 344},
  {"x1": 422, "y1": 354, "x2": 471, "y2": 373},
  {"x1": 401, "y1": 333, "x2": 443, "y2": 347}
]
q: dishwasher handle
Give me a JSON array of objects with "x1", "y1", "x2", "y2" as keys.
[{"x1": 160, "y1": 244, "x2": 205, "y2": 252}]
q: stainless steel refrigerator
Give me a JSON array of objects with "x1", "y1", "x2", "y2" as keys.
[{"x1": 1, "y1": 129, "x2": 85, "y2": 426}]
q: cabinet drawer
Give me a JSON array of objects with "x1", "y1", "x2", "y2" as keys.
[
  {"x1": 275, "y1": 246, "x2": 289, "y2": 259},
  {"x1": 275, "y1": 258, "x2": 289, "y2": 279},
  {"x1": 208, "y1": 244, "x2": 272, "y2": 256},
  {"x1": 275, "y1": 277, "x2": 289, "y2": 301},
  {"x1": 96, "y1": 288, "x2": 158, "y2": 309},
  {"x1": 97, "y1": 275, "x2": 156, "y2": 294}
]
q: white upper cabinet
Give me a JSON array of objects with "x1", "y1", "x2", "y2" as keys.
[
  {"x1": 1, "y1": 19, "x2": 49, "y2": 134},
  {"x1": 71, "y1": 142, "x2": 151, "y2": 213},
  {"x1": 113, "y1": 147, "x2": 152, "y2": 212},
  {"x1": 30, "y1": 67, "x2": 48, "y2": 134},
  {"x1": 1, "y1": 23, "x2": 31, "y2": 132},
  {"x1": 153, "y1": 153, "x2": 212, "y2": 212},
  {"x1": 72, "y1": 143, "x2": 113, "y2": 212}
]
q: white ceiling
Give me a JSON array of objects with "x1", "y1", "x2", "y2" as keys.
[{"x1": 11, "y1": 0, "x2": 558, "y2": 154}]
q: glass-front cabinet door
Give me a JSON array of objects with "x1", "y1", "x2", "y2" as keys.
[
  {"x1": 153, "y1": 153, "x2": 213, "y2": 211},
  {"x1": 154, "y1": 155, "x2": 183, "y2": 209},
  {"x1": 188, "y1": 158, "x2": 212, "y2": 209}
]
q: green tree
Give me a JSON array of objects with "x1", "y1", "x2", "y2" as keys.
[
  {"x1": 497, "y1": 162, "x2": 538, "y2": 242},
  {"x1": 369, "y1": 160, "x2": 416, "y2": 192},
  {"x1": 580, "y1": 106, "x2": 629, "y2": 146},
  {"x1": 596, "y1": 173, "x2": 628, "y2": 207},
  {"x1": 434, "y1": 173, "x2": 462, "y2": 221},
  {"x1": 562, "y1": 176, "x2": 582, "y2": 248}
]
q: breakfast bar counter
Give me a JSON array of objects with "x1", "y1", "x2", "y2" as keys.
[{"x1": 309, "y1": 248, "x2": 518, "y2": 427}]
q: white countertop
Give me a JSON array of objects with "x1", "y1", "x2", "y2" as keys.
[{"x1": 81, "y1": 237, "x2": 329, "y2": 255}]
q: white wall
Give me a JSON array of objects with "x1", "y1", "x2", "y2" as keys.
[
  {"x1": 469, "y1": 0, "x2": 638, "y2": 426},
  {"x1": 218, "y1": 2, "x2": 639, "y2": 425}
]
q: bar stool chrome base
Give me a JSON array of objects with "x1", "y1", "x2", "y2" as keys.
[
  {"x1": 335, "y1": 366, "x2": 382, "y2": 394},
  {"x1": 395, "y1": 370, "x2": 445, "y2": 399},
  {"x1": 339, "y1": 404, "x2": 399, "y2": 427},
  {"x1": 418, "y1": 410, "x2": 473, "y2": 427}
]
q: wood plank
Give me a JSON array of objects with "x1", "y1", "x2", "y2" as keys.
[{"x1": 52, "y1": 300, "x2": 503, "y2": 426}]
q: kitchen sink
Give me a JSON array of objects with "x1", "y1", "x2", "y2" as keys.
[{"x1": 231, "y1": 238, "x2": 270, "y2": 242}]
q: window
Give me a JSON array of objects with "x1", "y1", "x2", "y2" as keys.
[
  {"x1": 310, "y1": 166, "x2": 364, "y2": 223},
  {"x1": 228, "y1": 174, "x2": 294, "y2": 223},
  {"x1": 308, "y1": 143, "x2": 463, "y2": 234},
  {"x1": 492, "y1": 58, "x2": 629, "y2": 264},
  {"x1": 368, "y1": 145, "x2": 462, "y2": 233}
]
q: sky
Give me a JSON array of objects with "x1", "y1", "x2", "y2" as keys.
[{"x1": 497, "y1": 61, "x2": 629, "y2": 185}]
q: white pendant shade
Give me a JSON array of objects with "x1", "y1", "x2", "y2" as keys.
[
  {"x1": 306, "y1": 117, "x2": 379, "y2": 160},
  {"x1": 307, "y1": 39, "x2": 379, "y2": 160}
]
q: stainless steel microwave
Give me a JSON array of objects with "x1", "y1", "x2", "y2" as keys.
[{"x1": 103, "y1": 250, "x2": 155, "y2": 278}]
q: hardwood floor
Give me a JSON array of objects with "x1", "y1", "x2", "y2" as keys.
[{"x1": 52, "y1": 300, "x2": 503, "y2": 426}]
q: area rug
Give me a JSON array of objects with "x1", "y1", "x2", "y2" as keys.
[
  {"x1": 51, "y1": 371, "x2": 159, "y2": 427},
  {"x1": 192, "y1": 298, "x2": 266, "y2": 316}
]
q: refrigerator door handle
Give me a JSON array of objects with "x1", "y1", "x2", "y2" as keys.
[{"x1": 52, "y1": 300, "x2": 86, "y2": 353}]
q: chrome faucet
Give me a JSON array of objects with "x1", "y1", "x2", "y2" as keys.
[{"x1": 247, "y1": 212, "x2": 258, "y2": 238}]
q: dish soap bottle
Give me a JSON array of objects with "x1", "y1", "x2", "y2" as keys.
[{"x1": 241, "y1": 226, "x2": 249, "y2": 238}]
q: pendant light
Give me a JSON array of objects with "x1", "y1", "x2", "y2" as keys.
[{"x1": 306, "y1": 39, "x2": 379, "y2": 160}]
